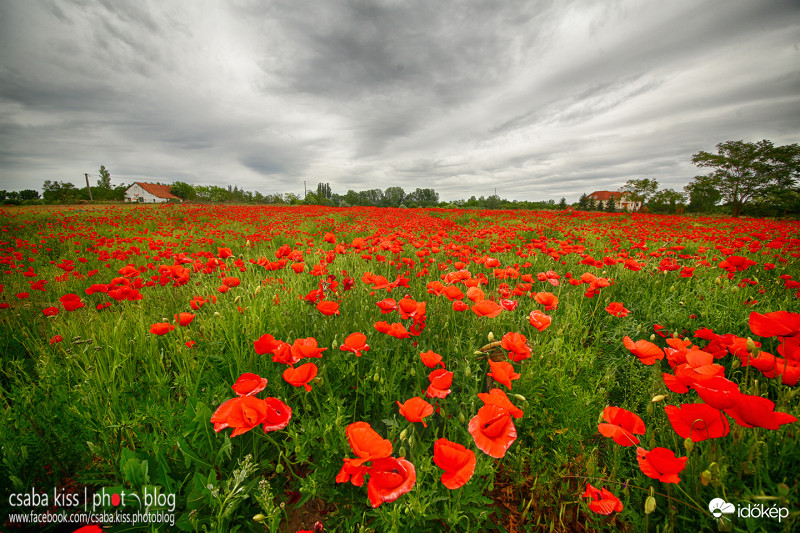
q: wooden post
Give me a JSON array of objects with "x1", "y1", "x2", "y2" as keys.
[{"x1": 85, "y1": 173, "x2": 93, "y2": 201}]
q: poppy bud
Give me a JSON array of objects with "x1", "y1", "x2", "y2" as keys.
[
  {"x1": 649, "y1": 334, "x2": 656, "y2": 341},
  {"x1": 644, "y1": 495, "x2": 656, "y2": 514},
  {"x1": 746, "y1": 337, "x2": 757, "y2": 354},
  {"x1": 399, "y1": 429, "x2": 408, "y2": 441},
  {"x1": 234, "y1": 295, "x2": 241, "y2": 304},
  {"x1": 255, "y1": 286, "x2": 261, "y2": 295},
  {"x1": 714, "y1": 277, "x2": 722, "y2": 286},
  {"x1": 672, "y1": 332, "x2": 679, "y2": 338},
  {"x1": 253, "y1": 514, "x2": 266, "y2": 523},
  {"x1": 684, "y1": 437, "x2": 694, "y2": 453},
  {"x1": 373, "y1": 372, "x2": 380, "y2": 382},
  {"x1": 275, "y1": 463, "x2": 284, "y2": 474},
  {"x1": 730, "y1": 286, "x2": 738, "y2": 293},
  {"x1": 214, "y1": 311, "x2": 221, "y2": 317},
  {"x1": 458, "y1": 411, "x2": 466, "y2": 423},
  {"x1": 700, "y1": 470, "x2": 712, "y2": 486},
  {"x1": 408, "y1": 435, "x2": 415, "y2": 448},
  {"x1": 246, "y1": 240, "x2": 251, "y2": 247},
  {"x1": 398, "y1": 445, "x2": 406, "y2": 457},
  {"x1": 670, "y1": 285, "x2": 675, "y2": 292},
  {"x1": 487, "y1": 331, "x2": 495, "y2": 341},
  {"x1": 464, "y1": 365, "x2": 471, "y2": 378},
  {"x1": 511, "y1": 394, "x2": 526, "y2": 402},
  {"x1": 410, "y1": 367, "x2": 416, "y2": 377}
]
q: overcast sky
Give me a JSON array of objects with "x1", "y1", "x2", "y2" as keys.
[{"x1": 1, "y1": 0, "x2": 798, "y2": 202}]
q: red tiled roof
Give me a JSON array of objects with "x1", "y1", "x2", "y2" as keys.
[
  {"x1": 588, "y1": 191, "x2": 629, "y2": 201},
  {"x1": 133, "y1": 182, "x2": 180, "y2": 199}
]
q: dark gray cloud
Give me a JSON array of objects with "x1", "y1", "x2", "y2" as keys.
[{"x1": 0, "y1": 0, "x2": 798, "y2": 201}]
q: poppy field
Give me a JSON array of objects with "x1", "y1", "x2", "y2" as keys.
[{"x1": 1, "y1": 204, "x2": 799, "y2": 532}]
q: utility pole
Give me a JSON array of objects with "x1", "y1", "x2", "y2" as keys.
[
  {"x1": 304, "y1": 180, "x2": 307, "y2": 198},
  {"x1": 85, "y1": 173, "x2": 93, "y2": 201}
]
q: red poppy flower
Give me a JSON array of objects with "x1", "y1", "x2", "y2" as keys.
[
  {"x1": 254, "y1": 333, "x2": 286, "y2": 355},
  {"x1": 433, "y1": 438, "x2": 476, "y2": 489},
  {"x1": 466, "y1": 286, "x2": 485, "y2": 302},
  {"x1": 335, "y1": 457, "x2": 370, "y2": 487},
  {"x1": 261, "y1": 397, "x2": 293, "y2": 432},
  {"x1": 49, "y1": 335, "x2": 62, "y2": 344},
  {"x1": 290, "y1": 337, "x2": 327, "y2": 360},
  {"x1": 488, "y1": 360, "x2": 520, "y2": 389},
  {"x1": 501, "y1": 332, "x2": 531, "y2": 362},
  {"x1": 60, "y1": 293, "x2": 85, "y2": 311},
  {"x1": 749, "y1": 311, "x2": 800, "y2": 338},
  {"x1": 382, "y1": 322, "x2": 411, "y2": 339},
  {"x1": 16, "y1": 292, "x2": 29, "y2": 299},
  {"x1": 419, "y1": 350, "x2": 445, "y2": 368},
  {"x1": 185, "y1": 340, "x2": 197, "y2": 348},
  {"x1": 340, "y1": 332, "x2": 370, "y2": 357},
  {"x1": 150, "y1": 322, "x2": 175, "y2": 335},
  {"x1": 499, "y1": 298, "x2": 518, "y2": 311},
  {"x1": 366, "y1": 456, "x2": 416, "y2": 508},
  {"x1": 316, "y1": 300, "x2": 340, "y2": 316},
  {"x1": 175, "y1": 312, "x2": 196, "y2": 326},
  {"x1": 396, "y1": 397, "x2": 434, "y2": 427},
  {"x1": 723, "y1": 394, "x2": 797, "y2": 430},
  {"x1": 452, "y1": 300, "x2": 469, "y2": 312},
  {"x1": 217, "y1": 247, "x2": 233, "y2": 258},
  {"x1": 426, "y1": 369, "x2": 454, "y2": 398},
  {"x1": 581, "y1": 483, "x2": 623, "y2": 515},
  {"x1": 442, "y1": 285, "x2": 465, "y2": 301},
  {"x1": 468, "y1": 404, "x2": 517, "y2": 458},
  {"x1": 73, "y1": 526, "x2": 103, "y2": 533},
  {"x1": 471, "y1": 299, "x2": 502, "y2": 318},
  {"x1": 664, "y1": 403, "x2": 729, "y2": 442},
  {"x1": 528, "y1": 310, "x2": 552, "y2": 331},
  {"x1": 211, "y1": 396, "x2": 270, "y2": 437},
  {"x1": 231, "y1": 373, "x2": 268, "y2": 396},
  {"x1": 344, "y1": 421, "x2": 393, "y2": 467},
  {"x1": 534, "y1": 292, "x2": 558, "y2": 310},
  {"x1": 605, "y1": 302, "x2": 629, "y2": 317},
  {"x1": 375, "y1": 298, "x2": 397, "y2": 314},
  {"x1": 623, "y1": 336, "x2": 665, "y2": 365},
  {"x1": 690, "y1": 376, "x2": 741, "y2": 410},
  {"x1": 636, "y1": 447, "x2": 688, "y2": 484},
  {"x1": 283, "y1": 363, "x2": 318, "y2": 392},
  {"x1": 598, "y1": 406, "x2": 646, "y2": 446},
  {"x1": 397, "y1": 297, "x2": 421, "y2": 319},
  {"x1": 477, "y1": 388, "x2": 524, "y2": 418}
]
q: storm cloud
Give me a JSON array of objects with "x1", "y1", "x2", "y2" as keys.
[{"x1": 1, "y1": 0, "x2": 798, "y2": 201}]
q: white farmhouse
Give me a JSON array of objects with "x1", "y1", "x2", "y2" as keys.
[{"x1": 124, "y1": 182, "x2": 181, "y2": 203}]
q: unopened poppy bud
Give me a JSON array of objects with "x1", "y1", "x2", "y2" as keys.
[
  {"x1": 512, "y1": 394, "x2": 526, "y2": 402},
  {"x1": 408, "y1": 435, "x2": 415, "y2": 448},
  {"x1": 650, "y1": 334, "x2": 656, "y2": 341},
  {"x1": 487, "y1": 331, "x2": 495, "y2": 342},
  {"x1": 684, "y1": 437, "x2": 694, "y2": 452},
  {"x1": 409, "y1": 367, "x2": 416, "y2": 377},
  {"x1": 636, "y1": 324, "x2": 642, "y2": 333},
  {"x1": 730, "y1": 286, "x2": 738, "y2": 293},
  {"x1": 644, "y1": 495, "x2": 656, "y2": 514},
  {"x1": 715, "y1": 277, "x2": 722, "y2": 286},
  {"x1": 746, "y1": 337, "x2": 757, "y2": 354},
  {"x1": 458, "y1": 411, "x2": 466, "y2": 423},
  {"x1": 253, "y1": 514, "x2": 266, "y2": 523},
  {"x1": 700, "y1": 470, "x2": 712, "y2": 486},
  {"x1": 399, "y1": 428, "x2": 408, "y2": 441},
  {"x1": 214, "y1": 311, "x2": 221, "y2": 317},
  {"x1": 275, "y1": 463, "x2": 284, "y2": 474},
  {"x1": 255, "y1": 285, "x2": 261, "y2": 295},
  {"x1": 669, "y1": 285, "x2": 675, "y2": 292},
  {"x1": 373, "y1": 372, "x2": 380, "y2": 382},
  {"x1": 672, "y1": 331, "x2": 679, "y2": 338},
  {"x1": 464, "y1": 364, "x2": 471, "y2": 378},
  {"x1": 398, "y1": 446, "x2": 406, "y2": 457},
  {"x1": 234, "y1": 295, "x2": 240, "y2": 304},
  {"x1": 651, "y1": 394, "x2": 666, "y2": 403},
  {"x1": 245, "y1": 240, "x2": 251, "y2": 247}
]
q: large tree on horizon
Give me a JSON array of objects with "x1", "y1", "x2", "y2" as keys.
[{"x1": 690, "y1": 139, "x2": 800, "y2": 217}]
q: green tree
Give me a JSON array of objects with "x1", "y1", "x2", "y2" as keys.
[
  {"x1": 383, "y1": 186, "x2": 405, "y2": 207},
  {"x1": 558, "y1": 197, "x2": 567, "y2": 210},
  {"x1": 577, "y1": 193, "x2": 589, "y2": 210},
  {"x1": 42, "y1": 180, "x2": 84, "y2": 203},
  {"x1": 19, "y1": 189, "x2": 40, "y2": 201},
  {"x1": 622, "y1": 179, "x2": 659, "y2": 210},
  {"x1": 649, "y1": 188, "x2": 687, "y2": 214},
  {"x1": 406, "y1": 188, "x2": 439, "y2": 207},
  {"x1": 684, "y1": 176, "x2": 722, "y2": 212},
  {"x1": 691, "y1": 140, "x2": 800, "y2": 217},
  {"x1": 586, "y1": 195, "x2": 596, "y2": 211},
  {"x1": 97, "y1": 166, "x2": 111, "y2": 189},
  {"x1": 170, "y1": 181, "x2": 197, "y2": 201},
  {"x1": 605, "y1": 194, "x2": 616, "y2": 212},
  {"x1": 316, "y1": 182, "x2": 332, "y2": 200}
]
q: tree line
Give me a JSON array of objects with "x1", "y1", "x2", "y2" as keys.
[{"x1": 4, "y1": 139, "x2": 797, "y2": 217}]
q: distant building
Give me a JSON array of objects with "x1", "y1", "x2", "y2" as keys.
[
  {"x1": 124, "y1": 182, "x2": 181, "y2": 203},
  {"x1": 588, "y1": 190, "x2": 641, "y2": 211}
]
